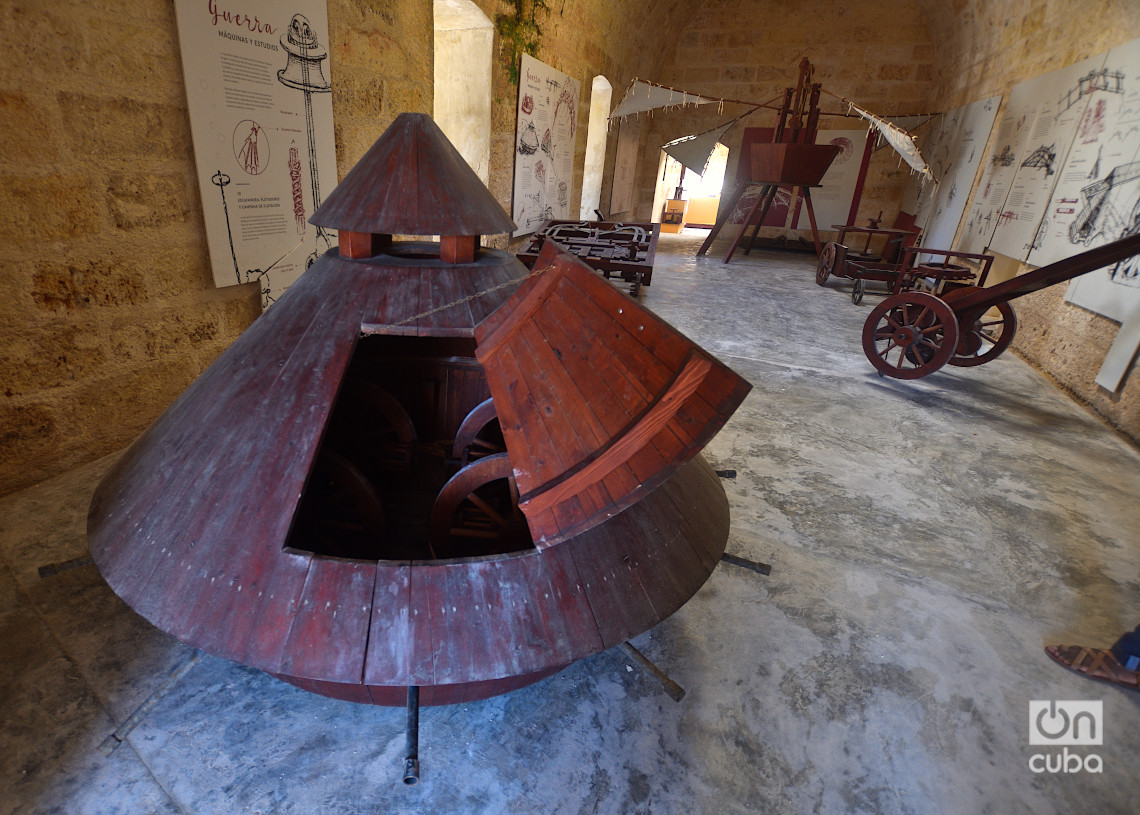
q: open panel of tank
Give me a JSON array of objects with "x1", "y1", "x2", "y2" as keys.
[{"x1": 286, "y1": 334, "x2": 533, "y2": 561}]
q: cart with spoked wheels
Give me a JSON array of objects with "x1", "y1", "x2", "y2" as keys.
[
  {"x1": 861, "y1": 233, "x2": 1140, "y2": 379},
  {"x1": 817, "y1": 234, "x2": 994, "y2": 305}
]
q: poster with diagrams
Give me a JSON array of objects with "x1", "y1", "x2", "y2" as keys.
[
  {"x1": 512, "y1": 54, "x2": 581, "y2": 236},
  {"x1": 792, "y1": 129, "x2": 869, "y2": 231},
  {"x1": 984, "y1": 55, "x2": 1106, "y2": 259},
  {"x1": 1025, "y1": 38, "x2": 1140, "y2": 323},
  {"x1": 174, "y1": 0, "x2": 338, "y2": 307},
  {"x1": 959, "y1": 57, "x2": 1101, "y2": 256},
  {"x1": 904, "y1": 96, "x2": 1000, "y2": 252}
]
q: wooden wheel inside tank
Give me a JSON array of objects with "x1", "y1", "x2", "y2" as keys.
[
  {"x1": 862, "y1": 291, "x2": 959, "y2": 379},
  {"x1": 428, "y1": 452, "x2": 532, "y2": 559},
  {"x1": 290, "y1": 449, "x2": 387, "y2": 559},
  {"x1": 323, "y1": 379, "x2": 417, "y2": 481},
  {"x1": 942, "y1": 287, "x2": 1018, "y2": 368},
  {"x1": 451, "y1": 398, "x2": 506, "y2": 465}
]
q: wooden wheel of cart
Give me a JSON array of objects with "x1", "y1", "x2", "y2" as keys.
[
  {"x1": 451, "y1": 397, "x2": 505, "y2": 464},
  {"x1": 851, "y1": 277, "x2": 866, "y2": 305},
  {"x1": 428, "y1": 452, "x2": 531, "y2": 559},
  {"x1": 942, "y1": 287, "x2": 1018, "y2": 367},
  {"x1": 324, "y1": 379, "x2": 417, "y2": 479},
  {"x1": 862, "y1": 291, "x2": 959, "y2": 379},
  {"x1": 292, "y1": 449, "x2": 387, "y2": 559},
  {"x1": 816, "y1": 242, "x2": 841, "y2": 285}
]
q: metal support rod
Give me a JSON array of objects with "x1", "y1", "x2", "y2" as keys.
[
  {"x1": 403, "y1": 686, "x2": 420, "y2": 785},
  {"x1": 620, "y1": 642, "x2": 686, "y2": 702},
  {"x1": 720, "y1": 552, "x2": 773, "y2": 576}
]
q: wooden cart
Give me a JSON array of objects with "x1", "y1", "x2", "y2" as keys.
[
  {"x1": 861, "y1": 233, "x2": 1140, "y2": 379},
  {"x1": 516, "y1": 219, "x2": 660, "y2": 296},
  {"x1": 817, "y1": 226, "x2": 994, "y2": 305}
]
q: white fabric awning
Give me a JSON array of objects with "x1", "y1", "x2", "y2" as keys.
[
  {"x1": 846, "y1": 102, "x2": 933, "y2": 179},
  {"x1": 610, "y1": 80, "x2": 717, "y2": 120},
  {"x1": 662, "y1": 121, "x2": 736, "y2": 176}
]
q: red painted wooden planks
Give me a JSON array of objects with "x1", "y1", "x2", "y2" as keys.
[
  {"x1": 311, "y1": 113, "x2": 515, "y2": 238},
  {"x1": 279, "y1": 557, "x2": 377, "y2": 683},
  {"x1": 475, "y1": 246, "x2": 751, "y2": 547}
]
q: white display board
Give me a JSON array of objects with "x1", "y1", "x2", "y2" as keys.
[
  {"x1": 792, "y1": 129, "x2": 868, "y2": 231},
  {"x1": 905, "y1": 96, "x2": 1000, "y2": 252},
  {"x1": 174, "y1": 1, "x2": 339, "y2": 306},
  {"x1": 985, "y1": 55, "x2": 1105, "y2": 260},
  {"x1": 959, "y1": 57, "x2": 1102, "y2": 256},
  {"x1": 512, "y1": 54, "x2": 581, "y2": 236},
  {"x1": 1035, "y1": 38, "x2": 1140, "y2": 324}
]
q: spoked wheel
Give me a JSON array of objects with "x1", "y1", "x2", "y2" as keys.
[
  {"x1": 942, "y1": 289, "x2": 1017, "y2": 367},
  {"x1": 816, "y1": 242, "x2": 840, "y2": 285},
  {"x1": 428, "y1": 453, "x2": 532, "y2": 559},
  {"x1": 451, "y1": 398, "x2": 505, "y2": 465},
  {"x1": 292, "y1": 449, "x2": 387, "y2": 559},
  {"x1": 862, "y1": 291, "x2": 960, "y2": 379},
  {"x1": 323, "y1": 379, "x2": 417, "y2": 481},
  {"x1": 851, "y1": 277, "x2": 866, "y2": 305}
]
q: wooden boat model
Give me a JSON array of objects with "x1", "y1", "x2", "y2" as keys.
[{"x1": 88, "y1": 113, "x2": 751, "y2": 707}]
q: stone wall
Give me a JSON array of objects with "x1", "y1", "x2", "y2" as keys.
[
  {"x1": 468, "y1": 0, "x2": 700, "y2": 235},
  {"x1": 629, "y1": 0, "x2": 935, "y2": 231},
  {"x1": 920, "y1": 0, "x2": 1140, "y2": 445},
  {"x1": 0, "y1": 0, "x2": 432, "y2": 496}
]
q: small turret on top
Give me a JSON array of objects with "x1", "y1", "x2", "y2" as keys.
[{"x1": 311, "y1": 113, "x2": 515, "y2": 263}]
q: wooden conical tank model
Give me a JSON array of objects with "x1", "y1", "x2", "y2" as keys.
[{"x1": 88, "y1": 113, "x2": 752, "y2": 707}]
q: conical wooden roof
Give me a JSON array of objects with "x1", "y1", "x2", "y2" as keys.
[{"x1": 311, "y1": 113, "x2": 515, "y2": 236}]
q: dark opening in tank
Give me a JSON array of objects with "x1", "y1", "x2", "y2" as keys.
[{"x1": 286, "y1": 334, "x2": 533, "y2": 561}]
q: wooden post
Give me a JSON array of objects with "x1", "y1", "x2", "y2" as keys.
[
  {"x1": 339, "y1": 230, "x2": 391, "y2": 259},
  {"x1": 441, "y1": 235, "x2": 478, "y2": 264}
]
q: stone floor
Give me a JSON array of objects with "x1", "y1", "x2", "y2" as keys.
[{"x1": 2, "y1": 230, "x2": 1139, "y2": 815}]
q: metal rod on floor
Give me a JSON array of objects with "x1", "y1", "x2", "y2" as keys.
[
  {"x1": 620, "y1": 642, "x2": 686, "y2": 702},
  {"x1": 403, "y1": 686, "x2": 420, "y2": 785},
  {"x1": 720, "y1": 552, "x2": 773, "y2": 576}
]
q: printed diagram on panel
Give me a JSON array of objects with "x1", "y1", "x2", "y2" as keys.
[
  {"x1": 512, "y1": 55, "x2": 580, "y2": 236},
  {"x1": 1020, "y1": 143, "x2": 1056, "y2": 176},
  {"x1": 1031, "y1": 48, "x2": 1140, "y2": 268},
  {"x1": 174, "y1": 0, "x2": 339, "y2": 308}
]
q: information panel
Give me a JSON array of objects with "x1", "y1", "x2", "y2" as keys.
[
  {"x1": 175, "y1": 0, "x2": 339, "y2": 306},
  {"x1": 512, "y1": 54, "x2": 580, "y2": 236}
]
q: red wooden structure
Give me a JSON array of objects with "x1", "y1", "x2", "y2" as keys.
[
  {"x1": 88, "y1": 113, "x2": 751, "y2": 710},
  {"x1": 698, "y1": 59, "x2": 840, "y2": 262},
  {"x1": 861, "y1": 233, "x2": 1140, "y2": 379},
  {"x1": 515, "y1": 219, "x2": 660, "y2": 296}
]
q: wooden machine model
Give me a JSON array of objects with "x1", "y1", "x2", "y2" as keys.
[
  {"x1": 698, "y1": 59, "x2": 841, "y2": 263},
  {"x1": 87, "y1": 114, "x2": 751, "y2": 780},
  {"x1": 515, "y1": 219, "x2": 661, "y2": 296},
  {"x1": 861, "y1": 233, "x2": 1140, "y2": 379}
]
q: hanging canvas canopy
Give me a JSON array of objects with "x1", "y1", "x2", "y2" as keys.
[
  {"x1": 610, "y1": 79, "x2": 718, "y2": 120},
  {"x1": 662, "y1": 120, "x2": 737, "y2": 176},
  {"x1": 844, "y1": 101, "x2": 933, "y2": 180},
  {"x1": 611, "y1": 74, "x2": 934, "y2": 181}
]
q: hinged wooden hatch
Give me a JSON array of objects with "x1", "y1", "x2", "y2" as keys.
[{"x1": 475, "y1": 242, "x2": 752, "y2": 548}]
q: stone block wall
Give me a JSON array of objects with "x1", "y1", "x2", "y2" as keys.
[
  {"x1": 0, "y1": 0, "x2": 432, "y2": 496},
  {"x1": 922, "y1": 0, "x2": 1140, "y2": 445},
  {"x1": 629, "y1": 0, "x2": 935, "y2": 231}
]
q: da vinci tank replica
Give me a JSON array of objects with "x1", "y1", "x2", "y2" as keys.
[{"x1": 88, "y1": 114, "x2": 751, "y2": 707}]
